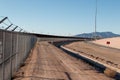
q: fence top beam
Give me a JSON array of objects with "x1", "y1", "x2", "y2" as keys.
[
  {"x1": 12, "y1": 26, "x2": 18, "y2": 31},
  {"x1": 0, "y1": 17, "x2": 8, "y2": 24},
  {"x1": 5, "y1": 24, "x2": 13, "y2": 30}
]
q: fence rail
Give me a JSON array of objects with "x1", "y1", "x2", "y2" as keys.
[{"x1": 0, "y1": 29, "x2": 37, "y2": 80}]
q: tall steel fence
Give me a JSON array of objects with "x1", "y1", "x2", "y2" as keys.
[{"x1": 0, "y1": 29, "x2": 37, "y2": 80}]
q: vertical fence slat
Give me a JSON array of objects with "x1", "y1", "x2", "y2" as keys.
[{"x1": 2, "y1": 31, "x2": 5, "y2": 80}]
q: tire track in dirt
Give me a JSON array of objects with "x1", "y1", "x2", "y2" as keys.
[{"x1": 13, "y1": 41, "x2": 113, "y2": 80}]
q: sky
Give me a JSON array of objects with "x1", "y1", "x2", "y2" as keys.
[{"x1": 0, "y1": 0, "x2": 120, "y2": 36}]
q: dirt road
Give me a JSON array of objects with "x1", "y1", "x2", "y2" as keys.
[{"x1": 13, "y1": 41, "x2": 112, "y2": 80}]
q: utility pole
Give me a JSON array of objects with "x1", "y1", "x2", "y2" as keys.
[{"x1": 94, "y1": 0, "x2": 98, "y2": 40}]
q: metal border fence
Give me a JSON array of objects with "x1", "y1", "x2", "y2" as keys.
[{"x1": 0, "y1": 29, "x2": 37, "y2": 80}]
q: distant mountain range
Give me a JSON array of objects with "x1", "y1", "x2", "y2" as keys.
[{"x1": 75, "y1": 32, "x2": 120, "y2": 38}]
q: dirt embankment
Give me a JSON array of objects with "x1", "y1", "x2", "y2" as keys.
[{"x1": 65, "y1": 41, "x2": 120, "y2": 71}]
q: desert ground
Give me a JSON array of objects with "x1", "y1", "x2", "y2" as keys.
[
  {"x1": 92, "y1": 37, "x2": 120, "y2": 49},
  {"x1": 13, "y1": 41, "x2": 112, "y2": 80},
  {"x1": 64, "y1": 37, "x2": 120, "y2": 73}
]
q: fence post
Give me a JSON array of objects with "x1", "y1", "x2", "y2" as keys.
[
  {"x1": 16, "y1": 33, "x2": 19, "y2": 71},
  {"x1": 10, "y1": 32, "x2": 13, "y2": 79},
  {"x1": 2, "y1": 31, "x2": 5, "y2": 80},
  {"x1": 24, "y1": 35, "x2": 26, "y2": 60}
]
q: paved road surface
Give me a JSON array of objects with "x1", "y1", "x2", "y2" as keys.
[{"x1": 13, "y1": 41, "x2": 113, "y2": 80}]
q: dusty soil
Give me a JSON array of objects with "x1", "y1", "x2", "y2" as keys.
[
  {"x1": 64, "y1": 41, "x2": 120, "y2": 70},
  {"x1": 92, "y1": 37, "x2": 120, "y2": 49},
  {"x1": 13, "y1": 41, "x2": 113, "y2": 80}
]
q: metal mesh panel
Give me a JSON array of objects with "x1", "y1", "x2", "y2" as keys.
[
  {"x1": 0, "y1": 30, "x2": 37, "y2": 80},
  {"x1": 0, "y1": 64, "x2": 3, "y2": 80},
  {"x1": 12, "y1": 33, "x2": 17, "y2": 55},
  {"x1": 0, "y1": 30, "x2": 3, "y2": 63},
  {"x1": 11, "y1": 55, "x2": 16, "y2": 76},
  {"x1": 4, "y1": 32, "x2": 12, "y2": 60},
  {"x1": 4, "y1": 59, "x2": 11, "y2": 80}
]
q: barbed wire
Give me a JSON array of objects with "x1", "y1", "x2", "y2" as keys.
[
  {"x1": 2, "y1": 22, "x2": 9, "y2": 26},
  {"x1": 7, "y1": 18, "x2": 13, "y2": 24},
  {"x1": 0, "y1": 16, "x2": 5, "y2": 18},
  {"x1": 0, "y1": 16, "x2": 25, "y2": 32}
]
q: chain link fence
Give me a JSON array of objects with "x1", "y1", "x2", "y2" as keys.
[{"x1": 0, "y1": 29, "x2": 37, "y2": 80}]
